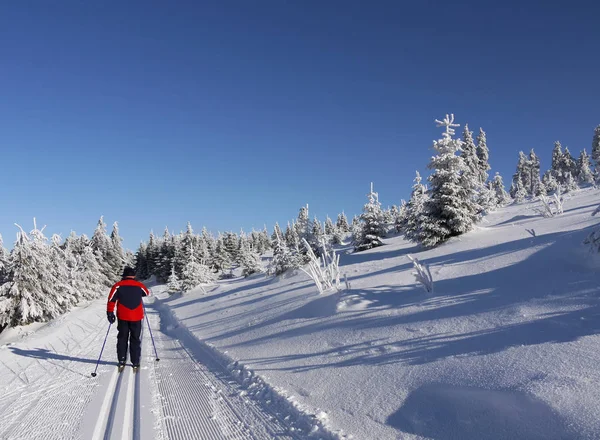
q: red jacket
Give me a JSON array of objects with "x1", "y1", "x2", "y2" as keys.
[{"x1": 107, "y1": 277, "x2": 150, "y2": 321}]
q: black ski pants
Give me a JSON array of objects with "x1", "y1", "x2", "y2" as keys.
[{"x1": 117, "y1": 319, "x2": 142, "y2": 365}]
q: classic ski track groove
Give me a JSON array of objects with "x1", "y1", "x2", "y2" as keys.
[{"x1": 147, "y1": 307, "x2": 299, "y2": 440}]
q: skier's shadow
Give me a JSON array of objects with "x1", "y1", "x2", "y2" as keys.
[{"x1": 9, "y1": 347, "x2": 114, "y2": 373}]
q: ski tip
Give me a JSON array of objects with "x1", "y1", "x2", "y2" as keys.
[{"x1": 91, "y1": 372, "x2": 97, "y2": 377}]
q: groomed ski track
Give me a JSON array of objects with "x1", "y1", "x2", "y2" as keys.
[{"x1": 0, "y1": 296, "x2": 326, "y2": 440}]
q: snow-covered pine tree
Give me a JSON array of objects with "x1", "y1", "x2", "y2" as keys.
[
  {"x1": 49, "y1": 234, "x2": 77, "y2": 307},
  {"x1": 404, "y1": 171, "x2": 427, "y2": 243},
  {"x1": 70, "y1": 244, "x2": 111, "y2": 301},
  {"x1": 324, "y1": 216, "x2": 336, "y2": 240},
  {"x1": 145, "y1": 231, "x2": 160, "y2": 279},
  {"x1": 167, "y1": 264, "x2": 181, "y2": 294},
  {"x1": 0, "y1": 221, "x2": 68, "y2": 328},
  {"x1": 577, "y1": 149, "x2": 595, "y2": 186},
  {"x1": 108, "y1": 222, "x2": 125, "y2": 278},
  {"x1": 272, "y1": 225, "x2": 296, "y2": 275},
  {"x1": 478, "y1": 182, "x2": 498, "y2": 214},
  {"x1": 212, "y1": 235, "x2": 231, "y2": 274},
  {"x1": 592, "y1": 125, "x2": 600, "y2": 179},
  {"x1": 0, "y1": 234, "x2": 9, "y2": 285},
  {"x1": 562, "y1": 147, "x2": 577, "y2": 180},
  {"x1": 223, "y1": 232, "x2": 240, "y2": 267},
  {"x1": 476, "y1": 128, "x2": 491, "y2": 184},
  {"x1": 295, "y1": 205, "x2": 311, "y2": 241},
  {"x1": 272, "y1": 223, "x2": 284, "y2": 246},
  {"x1": 511, "y1": 152, "x2": 530, "y2": 198},
  {"x1": 180, "y1": 245, "x2": 215, "y2": 292},
  {"x1": 177, "y1": 222, "x2": 194, "y2": 272},
  {"x1": 461, "y1": 124, "x2": 480, "y2": 183},
  {"x1": 542, "y1": 170, "x2": 559, "y2": 194},
  {"x1": 239, "y1": 239, "x2": 263, "y2": 277},
  {"x1": 309, "y1": 216, "x2": 326, "y2": 256},
  {"x1": 395, "y1": 200, "x2": 408, "y2": 233},
  {"x1": 260, "y1": 226, "x2": 271, "y2": 254},
  {"x1": 528, "y1": 150, "x2": 544, "y2": 196},
  {"x1": 563, "y1": 172, "x2": 579, "y2": 193},
  {"x1": 354, "y1": 183, "x2": 386, "y2": 252},
  {"x1": 512, "y1": 175, "x2": 527, "y2": 202},
  {"x1": 419, "y1": 115, "x2": 480, "y2": 247},
  {"x1": 134, "y1": 242, "x2": 149, "y2": 280},
  {"x1": 336, "y1": 212, "x2": 350, "y2": 233},
  {"x1": 90, "y1": 216, "x2": 118, "y2": 282},
  {"x1": 551, "y1": 141, "x2": 565, "y2": 185},
  {"x1": 491, "y1": 172, "x2": 511, "y2": 206},
  {"x1": 156, "y1": 228, "x2": 174, "y2": 282}
]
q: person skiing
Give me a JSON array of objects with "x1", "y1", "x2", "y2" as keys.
[{"x1": 106, "y1": 267, "x2": 150, "y2": 371}]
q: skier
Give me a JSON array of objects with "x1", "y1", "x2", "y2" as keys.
[{"x1": 106, "y1": 267, "x2": 151, "y2": 372}]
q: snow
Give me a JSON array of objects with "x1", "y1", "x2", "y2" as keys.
[{"x1": 1, "y1": 188, "x2": 600, "y2": 439}]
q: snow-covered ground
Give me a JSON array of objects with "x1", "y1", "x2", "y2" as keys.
[{"x1": 1, "y1": 188, "x2": 600, "y2": 439}]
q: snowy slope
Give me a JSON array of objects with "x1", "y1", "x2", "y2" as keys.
[
  {"x1": 157, "y1": 188, "x2": 600, "y2": 439},
  {"x1": 0, "y1": 188, "x2": 599, "y2": 439}
]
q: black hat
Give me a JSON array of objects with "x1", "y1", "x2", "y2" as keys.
[{"x1": 122, "y1": 267, "x2": 136, "y2": 278}]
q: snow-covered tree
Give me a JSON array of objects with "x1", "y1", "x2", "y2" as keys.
[
  {"x1": 542, "y1": 170, "x2": 559, "y2": 194},
  {"x1": 528, "y1": 150, "x2": 544, "y2": 196},
  {"x1": 90, "y1": 216, "x2": 118, "y2": 282},
  {"x1": 180, "y1": 245, "x2": 215, "y2": 292},
  {"x1": 592, "y1": 125, "x2": 600, "y2": 179},
  {"x1": 577, "y1": 149, "x2": 595, "y2": 186},
  {"x1": 49, "y1": 234, "x2": 76, "y2": 307},
  {"x1": 511, "y1": 152, "x2": 528, "y2": 198},
  {"x1": 239, "y1": 240, "x2": 263, "y2": 277},
  {"x1": 461, "y1": 124, "x2": 480, "y2": 182},
  {"x1": 108, "y1": 222, "x2": 125, "y2": 278},
  {"x1": 551, "y1": 141, "x2": 565, "y2": 185},
  {"x1": 324, "y1": 216, "x2": 336, "y2": 239},
  {"x1": 336, "y1": 212, "x2": 350, "y2": 233},
  {"x1": 272, "y1": 228, "x2": 296, "y2": 275},
  {"x1": 563, "y1": 172, "x2": 579, "y2": 193},
  {"x1": 511, "y1": 175, "x2": 527, "y2": 202},
  {"x1": 0, "y1": 234, "x2": 9, "y2": 285},
  {"x1": 272, "y1": 223, "x2": 284, "y2": 245},
  {"x1": 476, "y1": 128, "x2": 491, "y2": 184},
  {"x1": 478, "y1": 182, "x2": 498, "y2": 214},
  {"x1": 223, "y1": 231, "x2": 240, "y2": 266},
  {"x1": 354, "y1": 183, "x2": 386, "y2": 252},
  {"x1": 491, "y1": 172, "x2": 511, "y2": 206},
  {"x1": 562, "y1": 147, "x2": 577, "y2": 179},
  {"x1": 167, "y1": 264, "x2": 181, "y2": 294},
  {"x1": 404, "y1": 172, "x2": 427, "y2": 243},
  {"x1": 395, "y1": 200, "x2": 408, "y2": 233},
  {"x1": 295, "y1": 205, "x2": 312, "y2": 243},
  {"x1": 0, "y1": 221, "x2": 68, "y2": 328},
  {"x1": 134, "y1": 242, "x2": 149, "y2": 280},
  {"x1": 212, "y1": 236, "x2": 231, "y2": 274},
  {"x1": 419, "y1": 114, "x2": 480, "y2": 247}
]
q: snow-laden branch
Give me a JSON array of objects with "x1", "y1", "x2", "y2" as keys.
[
  {"x1": 533, "y1": 193, "x2": 564, "y2": 218},
  {"x1": 407, "y1": 254, "x2": 434, "y2": 293},
  {"x1": 300, "y1": 238, "x2": 340, "y2": 294}
]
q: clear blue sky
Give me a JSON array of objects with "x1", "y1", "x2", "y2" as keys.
[{"x1": 1, "y1": 1, "x2": 598, "y2": 250}]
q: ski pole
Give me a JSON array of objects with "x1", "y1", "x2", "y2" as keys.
[
  {"x1": 142, "y1": 302, "x2": 160, "y2": 361},
  {"x1": 91, "y1": 323, "x2": 112, "y2": 377}
]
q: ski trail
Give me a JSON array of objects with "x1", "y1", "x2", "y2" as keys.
[
  {"x1": 133, "y1": 368, "x2": 142, "y2": 440},
  {"x1": 91, "y1": 368, "x2": 119, "y2": 440},
  {"x1": 145, "y1": 304, "x2": 301, "y2": 440},
  {"x1": 121, "y1": 367, "x2": 136, "y2": 440},
  {"x1": 103, "y1": 368, "x2": 126, "y2": 440}
]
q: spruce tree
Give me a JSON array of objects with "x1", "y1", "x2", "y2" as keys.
[
  {"x1": 239, "y1": 240, "x2": 263, "y2": 277},
  {"x1": 404, "y1": 172, "x2": 427, "y2": 243},
  {"x1": 528, "y1": 150, "x2": 543, "y2": 196},
  {"x1": 551, "y1": 141, "x2": 565, "y2": 185},
  {"x1": 0, "y1": 221, "x2": 67, "y2": 327},
  {"x1": 145, "y1": 232, "x2": 159, "y2": 278},
  {"x1": 324, "y1": 216, "x2": 335, "y2": 239},
  {"x1": 109, "y1": 222, "x2": 125, "y2": 278},
  {"x1": 461, "y1": 124, "x2": 480, "y2": 183},
  {"x1": 542, "y1": 170, "x2": 559, "y2": 194},
  {"x1": 577, "y1": 149, "x2": 595, "y2": 185},
  {"x1": 167, "y1": 264, "x2": 181, "y2": 294},
  {"x1": 354, "y1": 183, "x2": 386, "y2": 252},
  {"x1": 395, "y1": 200, "x2": 408, "y2": 233},
  {"x1": 212, "y1": 236, "x2": 231, "y2": 274},
  {"x1": 90, "y1": 216, "x2": 116, "y2": 282},
  {"x1": 336, "y1": 212, "x2": 350, "y2": 233},
  {"x1": 0, "y1": 234, "x2": 9, "y2": 285},
  {"x1": 180, "y1": 245, "x2": 215, "y2": 292},
  {"x1": 591, "y1": 125, "x2": 600, "y2": 177},
  {"x1": 563, "y1": 172, "x2": 579, "y2": 193},
  {"x1": 134, "y1": 242, "x2": 149, "y2": 280},
  {"x1": 295, "y1": 205, "x2": 311, "y2": 242},
  {"x1": 476, "y1": 128, "x2": 491, "y2": 184},
  {"x1": 562, "y1": 147, "x2": 577, "y2": 179},
  {"x1": 420, "y1": 115, "x2": 480, "y2": 247},
  {"x1": 512, "y1": 175, "x2": 527, "y2": 202},
  {"x1": 492, "y1": 172, "x2": 511, "y2": 206}
]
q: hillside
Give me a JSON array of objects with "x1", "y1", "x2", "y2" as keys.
[{"x1": 0, "y1": 188, "x2": 599, "y2": 439}]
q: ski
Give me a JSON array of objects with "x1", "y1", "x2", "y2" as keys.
[
  {"x1": 118, "y1": 364, "x2": 126, "y2": 373},
  {"x1": 132, "y1": 366, "x2": 139, "y2": 373}
]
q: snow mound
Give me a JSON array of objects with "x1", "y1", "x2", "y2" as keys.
[{"x1": 387, "y1": 383, "x2": 573, "y2": 440}]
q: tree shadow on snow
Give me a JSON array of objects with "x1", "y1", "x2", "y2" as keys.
[
  {"x1": 9, "y1": 347, "x2": 115, "y2": 375},
  {"x1": 239, "y1": 226, "x2": 600, "y2": 371}
]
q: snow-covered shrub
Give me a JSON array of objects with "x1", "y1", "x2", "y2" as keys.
[
  {"x1": 534, "y1": 193, "x2": 564, "y2": 218},
  {"x1": 584, "y1": 204, "x2": 600, "y2": 253},
  {"x1": 300, "y1": 238, "x2": 340, "y2": 294},
  {"x1": 354, "y1": 183, "x2": 386, "y2": 252},
  {"x1": 407, "y1": 254, "x2": 433, "y2": 293},
  {"x1": 167, "y1": 264, "x2": 181, "y2": 294}
]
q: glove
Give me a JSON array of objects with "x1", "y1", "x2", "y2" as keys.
[{"x1": 107, "y1": 312, "x2": 116, "y2": 324}]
